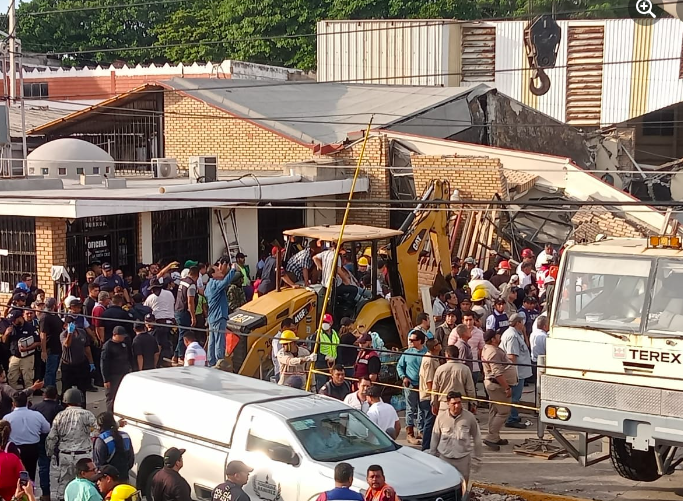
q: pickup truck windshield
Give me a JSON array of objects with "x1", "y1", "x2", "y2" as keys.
[
  {"x1": 555, "y1": 254, "x2": 651, "y2": 333},
  {"x1": 289, "y1": 409, "x2": 398, "y2": 462}
]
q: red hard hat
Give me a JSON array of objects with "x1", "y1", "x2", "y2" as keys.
[
  {"x1": 522, "y1": 248, "x2": 534, "y2": 258},
  {"x1": 499, "y1": 260, "x2": 511, "y2": 270},
  {"x1": 323, "y1": 313, "x2": 333, "y2": 324}
]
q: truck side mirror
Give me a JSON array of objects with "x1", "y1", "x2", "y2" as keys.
[{"x1": 268, "y1": 445, "x2": 300, "y2": 466}]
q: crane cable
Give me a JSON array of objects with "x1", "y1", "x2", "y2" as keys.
[{"x1": 304, "y1": 115, "x2": 374, "y2": 392}]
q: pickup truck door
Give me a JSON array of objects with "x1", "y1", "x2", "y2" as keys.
[{"x1": 230, "y1": 408, "x2": 304, "y2": 501}]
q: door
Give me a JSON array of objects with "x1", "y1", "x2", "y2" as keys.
[{"x1": 230, "y1": 409, "x2": 303, "y2": 501}]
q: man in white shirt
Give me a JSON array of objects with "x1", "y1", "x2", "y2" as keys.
[
  {"x1": 183, "y1": 332, "x2": 207, "y2": 366},
  {"x1": 366, "y1": 385, "x2": 400, "y2": 439},
  {"x1": 535, "y1": 243, "x2": 557, "y2": 271},
  {"x1": 530, "y1": 316, "x2": 548, "y2": 363},
  {"x1": 343, "y1": 376, "x2": 371, "y2": 413},
  {"x1": 144, "y1": 280, "x2": 176, "y2": 322},
  {"x1": 517, "y1": 261, "x2": 534, "y2": 288}
]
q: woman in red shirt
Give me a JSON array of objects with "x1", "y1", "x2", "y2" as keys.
[{"x1": 0, "y1": 420, "x2": 24, "y2": 501}]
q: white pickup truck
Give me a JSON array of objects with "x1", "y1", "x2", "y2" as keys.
[{"x1": 114, "y1": 367, "x2": 464, "y2": 501}]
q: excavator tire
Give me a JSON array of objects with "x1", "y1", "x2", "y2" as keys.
[
  {"x1": 610, "y1": 438, "x2": 661, "y2": 482},
  {"x1": 372, "y1": 318, "x2": 402, "y2": 350}
]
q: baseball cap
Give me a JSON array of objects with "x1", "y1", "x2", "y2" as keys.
[
  {"x1": 102, "y1": 262, "x2": 113, "y2": 271},
  {"x1": 149, "y1": 279, "x2": 163, "y2": 289},
  {"x1": 509, "y1": 313, "x2": 523, "y2": 324},
  {"x1": 7, "y1": 310, "x2": 23, "y2": 322},
  {"x1": 94, "y1": 465, "x2": 120, "y2": 481},
  {"x1": 464, "y1": 257, "x2": 476, "y2": 265},
  {"x1": 236, "y1": 252, "x2": 247, "y2": 259},
  {"x1": 271, "y1": 246, "x2": 280, "y2": 256},
  {"x1": 86, "y1": 271, "x2": 96, "y2": 278},
  {"x1": 225, "y1": 460, "x2": 254, "y2": 476},
  {"x1": 184, "y1": 260, "x2": 198, "y2": 268},
  {"x1": 12, "y1": 292, "x2": 27, "y2": 302},
  {"x1": 113, "y1": 326, "x2": 127, "y2": 337},
  {"x1": 163, "y1": 447, "x2": 185, "y2": 467},
  {"x1": 444, "y1": 308, "x2": 457, "y2": 317},
  {"x1": 144, "y1": 313, "x2": 156, "y2": 322}
]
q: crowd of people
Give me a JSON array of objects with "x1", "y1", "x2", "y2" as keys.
[{"x1": 0, "y1": 237, "x2": 558, "y2": 500}]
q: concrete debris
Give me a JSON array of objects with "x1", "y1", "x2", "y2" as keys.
[{"x1": 470, "y1": 487, "x2": 526, "y2": 501}]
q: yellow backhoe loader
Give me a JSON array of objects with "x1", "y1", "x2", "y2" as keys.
[{"x1": 226, "y1": 179, "x2": 453, "y2": 379}]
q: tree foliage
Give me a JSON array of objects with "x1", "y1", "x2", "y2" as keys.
[{"x1": 15, "y1": 0, "x2": 629, "y2": 70}]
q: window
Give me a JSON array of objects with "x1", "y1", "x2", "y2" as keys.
[
  {"x1": 289, "y1": 409, "x2": 397, "y2": 462},
  {"x1": 76, "y1": 168, "x2": 84, "y2": 175},
  {"x1": 642, "y1": 109, "x2": 674, "y2": 136},
  {"x1": 41, "y1": 168, "x2": 48, "y2": 175},
  {"x1": 555, "y1": 253, "x2": 651, "y2": 333},
  {"x1": 22, "y1": 82, "x2": 48, "y2": 98},
  {"x1": 646, "y1": 259, "x2": 683, "y2": 337},
  {"x1": 105, "y1": 167, "x2": 110, "y2": 174},
  {"x1": 93, "y1": 167, "x2": 100, "y2": 175},
  {"x1": 0, "y1": 216, "x2": 37, "y2": 292},
  {"x1": 58, "y1": 167, "x2": 66, "y2": 176}
]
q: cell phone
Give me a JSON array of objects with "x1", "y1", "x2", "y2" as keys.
[{"x1": 19, "y1": 471, "x2": 29, "y2": 486}]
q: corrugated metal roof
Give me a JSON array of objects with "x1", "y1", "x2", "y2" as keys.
[
  {"x1": 8, "y1": 106, "x2": 76, "y2": 137},
  {"x1": 160, "y1": 78, "x2": 488, "y2": 145}
]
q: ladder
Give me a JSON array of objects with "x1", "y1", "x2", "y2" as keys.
[{"x1": 214, "y1": 209, "x2": 241, "y2": 262}]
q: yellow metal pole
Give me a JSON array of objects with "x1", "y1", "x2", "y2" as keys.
[{"x1": 304, "y1": 116, "x2": 374, "y2": 392}]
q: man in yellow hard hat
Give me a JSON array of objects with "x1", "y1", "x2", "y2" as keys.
[
  {"x1": 276, "y1": 330, "x2": 316, "y2": 385},
  {"x1": 355, "y1": 256, "x2": 370, "y2": 283}
]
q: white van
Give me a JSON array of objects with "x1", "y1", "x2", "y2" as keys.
[{"x1": 115, "y1": 367, "x2": 464, "y2": 501}]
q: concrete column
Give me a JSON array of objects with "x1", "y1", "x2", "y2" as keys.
[
  {"x1": 139, "y1": 212, "x2": 153, "y2": 264},
  {"x1": 35, "y1": 217, "x2": 67, "y2": 296}
]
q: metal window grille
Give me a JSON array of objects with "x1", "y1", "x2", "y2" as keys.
[
  {"x1": 0, "y1": 216, "x2": 37, "y2": 292},
  {"x1": 152, "y1": 208, "x2": 210, "y2": 265}
]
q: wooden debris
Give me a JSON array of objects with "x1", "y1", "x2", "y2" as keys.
[{"x1": 513, "y1": 438, "x2": 567, "y2": 460}]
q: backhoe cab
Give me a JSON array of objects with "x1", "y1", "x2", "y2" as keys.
[{"x1": 226, "y1": 179, "x2": 453, "y2": 381}]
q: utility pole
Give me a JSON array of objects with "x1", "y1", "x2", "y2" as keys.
[{"x1": 8, "y1": 0, "x2": 16, "y2": 103}]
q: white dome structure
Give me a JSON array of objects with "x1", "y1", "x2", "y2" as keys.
[{"x1": 27, "y1": 138, "x2": 114, "y2": 179}]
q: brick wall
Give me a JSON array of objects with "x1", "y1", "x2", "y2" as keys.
[
  {"x1": 164, "y1": 93, "x2": 315, "y2": 172},
  {"x1": 35, "y1": 217, "x2": 67, "y2": 298},
  {"x1": 571, "y1": 206, "x2": 650, "y2": 242},
  {"x1": 410, "y1": 154, "x2": 506, "y2": 199},
  {"x1": 329, "y1": 135, "x2": 391, "y2": 228}
]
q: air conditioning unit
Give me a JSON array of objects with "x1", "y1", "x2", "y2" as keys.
[
  {"x1": 152, "y1": 158, "x2": 178, "y2": 179},
  {"x1": 189, "y1": 155, "x2": 218, "y2": 183}
]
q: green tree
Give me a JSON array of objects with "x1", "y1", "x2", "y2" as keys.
[{"x1": 17, "y1": 0, "x2": 178, "y2": 64}]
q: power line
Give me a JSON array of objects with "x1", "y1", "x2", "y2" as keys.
[
  {"x1": 7, "y1": 303, "x2": 683, "y2": 383},
  {"x1": 22, "y1": 0, "x2": 191, "y2": 16}
]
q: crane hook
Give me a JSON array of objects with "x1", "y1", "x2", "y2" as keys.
[{"x1": 529, "y1": 67, "x2": 551, "y2": 96}]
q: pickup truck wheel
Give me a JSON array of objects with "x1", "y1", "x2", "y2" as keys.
[
  {"x1": 610, "y1": 438, "x2": 661, "y2": 482},
  {"x1": 137, "y1": 456, "x2": 164, "y2": 500}
]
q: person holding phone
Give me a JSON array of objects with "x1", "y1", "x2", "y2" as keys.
[{"x1": 0, "y1": 433, "x2": 24, "y2": 501}]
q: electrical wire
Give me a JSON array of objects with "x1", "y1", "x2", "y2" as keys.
[
  {"x1": 7, "y1": 304, "x2": 683, "y2": 384},
  {"x1": 22, "y1": 0, "x2": 192, "y2": 16}
]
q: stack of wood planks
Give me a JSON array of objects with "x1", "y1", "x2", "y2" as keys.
[{"x1": 452, "y1": 204, "x2": 500, "y2": 270}]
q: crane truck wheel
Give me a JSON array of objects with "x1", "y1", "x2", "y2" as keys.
[{"x1": 610, "y1": 438, "x2": 661, "y2": 482}]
